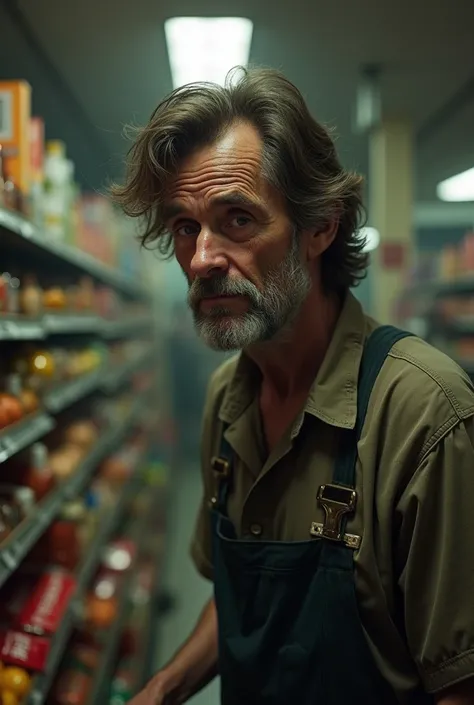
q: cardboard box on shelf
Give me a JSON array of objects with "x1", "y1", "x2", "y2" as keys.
[{"x1": 0, "y1": 80, "x2": 32, "y2": 195}]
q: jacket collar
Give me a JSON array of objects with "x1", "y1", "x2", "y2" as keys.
[{"x1": 218, "y1": 291, "x2": 367, "y2": 430}]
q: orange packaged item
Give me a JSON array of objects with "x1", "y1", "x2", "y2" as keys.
[
  {"x1": 0, "y1": 389, "x2": 23, "y2": 430},
  {"x1": 0, "y1": 81, "x2": 32, "y2": 201},
  {"x1": 85, "y1": 570, "x2": 122, "y2": 630},
  {"x1": 4, "y1": 375, "x2": 31, "y2": 419},
  {"x1": 0, "y1": 666, "x2": 31, "y2": 704},
  {"x1": 43, "y1": 287, "x2": 67, "y2": 311},
  {"x1": 19, "y1": 275, "x2": 42, "y2": 317}
]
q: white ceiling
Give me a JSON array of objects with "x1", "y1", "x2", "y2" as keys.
[{"x1": 1, "y1": 0, "x2": 473, "y2": 201}]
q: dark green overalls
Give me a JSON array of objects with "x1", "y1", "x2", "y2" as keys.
[{"x1": 210, "y1": 326, "x2": 434, "y2": 704}]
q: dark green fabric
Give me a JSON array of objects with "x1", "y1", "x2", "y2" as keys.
[{"x1": 211, "y1": 326, "x2": 433, "y2": 704}]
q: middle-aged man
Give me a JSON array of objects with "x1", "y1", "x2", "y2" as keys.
[{"x1": 114, "y1": 68, "x2": 474, "y2": 705}]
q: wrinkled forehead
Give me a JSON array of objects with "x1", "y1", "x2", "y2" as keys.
[{"x1": 165, "y1": 122, "x2": 265, "y2": 203}]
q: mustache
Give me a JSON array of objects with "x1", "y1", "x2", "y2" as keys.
[{"x1": 188, "y1": 276, "x2": 260, "y2": 308}]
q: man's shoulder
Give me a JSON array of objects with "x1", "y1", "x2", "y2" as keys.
[
  {"x1": 371, "y1": 331, "x2": 474, "y2": 452},
  {"x1": 387, "y1": 333, "x2": 474, "y2": 417}
]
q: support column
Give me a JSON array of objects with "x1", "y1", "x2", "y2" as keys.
[{"x1": 369, "y1": 120, "x2": 414, "y2": 324}]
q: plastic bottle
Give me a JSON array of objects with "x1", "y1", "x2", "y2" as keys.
[{"x1": 42, "y1": 141, "x2": 70, "y2": 242}]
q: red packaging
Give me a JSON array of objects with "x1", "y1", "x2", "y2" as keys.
[
  {"x1": 0, "y1": 629, "x2": 51, "y2": 671},
  {"x1": 16, "y1": 570, "x2": 76, "y2": 635}
]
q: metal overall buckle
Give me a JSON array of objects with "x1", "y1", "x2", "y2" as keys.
[
  {"x1": 310, "y1": 483, "x2": 361, "y2": 549},
  {"x1": 209, "y1": 456, "x2": 230, "y2": 507}
]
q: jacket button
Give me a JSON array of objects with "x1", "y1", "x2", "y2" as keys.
[{"x1": 250, "y1": 523, "x2": 263, "y2": 537}]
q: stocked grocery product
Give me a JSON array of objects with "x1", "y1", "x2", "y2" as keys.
[
  {"x1": 22, "y1": 443, "x2": 55, "y2": 500},
  {"x1": 50, "y1": 637, "x2": 100, "y2": 705},
  {"x1": 0, "y1": 80, "x2": 32, "y2": 211},
  {"x1": 0, "y1": 75, "x2": 164, "y2": 702}
]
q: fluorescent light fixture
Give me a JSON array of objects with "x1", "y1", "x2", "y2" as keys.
[
  {"x1": 360, "y1": 226, "x2": 380, "y2": 253},
  {"x1": 437, "y1": 167, "x2": 474, "y2": 202},
  {"x1": 164, "y1": 17, "x2": 253, "y2": 89}
]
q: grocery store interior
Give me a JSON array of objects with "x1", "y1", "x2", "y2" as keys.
[{"x1": 0, "y1": 0, "x2": 474, "y2": 703}]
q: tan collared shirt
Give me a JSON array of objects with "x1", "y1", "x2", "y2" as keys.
[{"x1": 191, "y1": 292, "x2": 474, "y2": 701}]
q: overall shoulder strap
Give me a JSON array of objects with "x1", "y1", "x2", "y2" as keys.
[{"x1": 333, "y1": 325, "x2": 413, "y2": 487}]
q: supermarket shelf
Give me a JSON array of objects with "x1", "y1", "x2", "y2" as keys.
[
  {"x1": 102, "y1": 349, "x2": 154, "y2": 393},
  {"x1": 86, "y1": 512, "x2": 145, "y2": 705},
  {"x1": 0, "y1": 412, "x2": 55, "y2": 464},
  {"x1": 0, "y1": 207, "x2": 147, "y2": 300},
  {"x1": 43, "y1": 351, "x2": 151, "y2": 414},
  {"x1": 0, "y1": 395, "x2": 146, "y2": 589},
  {"x1": 102, "y1": 315, "x2": 152, "y2": 339},
  {"x1": 0, "y1": 316, "x2": 45, "y2": 341},
  {"x1": 0, "y1": 313, "x2": 152, "y2": 340},
  {"x1": 26, "y1": 474, "x2": 145, "y2": 705},
  {"x1": 0, "y1": 356, "x2": 149, "y2": 465},
  {"x1": 44, "y1": 368, "x2": 104, "y2": 414},
  {"x1": 43, "y1": 314, "x2": 100, "y2": 335}
]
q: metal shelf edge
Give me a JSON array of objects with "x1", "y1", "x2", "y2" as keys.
[
  {"x1": 0, "y1": 413, "x2": 56, "y2": 464},
  {"x1": 0, "y1": 398, "x2": 143, "y2": 589},
  {"x1": 0, "y1": 208, "x2": 148, "y2": 300}
]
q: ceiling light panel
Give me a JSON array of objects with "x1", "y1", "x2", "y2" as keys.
[
  {"x1": 165, "y1": 17, "x2": 253, "y2": 89},
  {"x1": 437, "y1": 167, "x2": 474, "y2": 202}
]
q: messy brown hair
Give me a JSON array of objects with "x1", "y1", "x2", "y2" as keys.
[{"x1": 112, "y1": 67, "x2": 368, "y2": 291}]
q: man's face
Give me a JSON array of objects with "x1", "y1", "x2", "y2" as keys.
[{"x1": 163, "y1": 122, "x2": 312, "y2": 351}]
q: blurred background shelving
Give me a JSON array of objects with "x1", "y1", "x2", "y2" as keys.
[{"x1": 0, "y1": 167, "x2": 173, "y2": 703}]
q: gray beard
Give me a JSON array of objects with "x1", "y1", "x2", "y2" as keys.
[{"x1": 188, "y1": 237, "x2": 312, "y2": 351}]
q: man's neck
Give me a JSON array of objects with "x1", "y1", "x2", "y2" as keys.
[{"x1": 246, "y1": 289, "x2": 342, "y2": 402}]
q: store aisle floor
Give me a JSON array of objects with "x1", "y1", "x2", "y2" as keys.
[{"x1": 156, "y1": 461, "x2": 220, "y2": 705}]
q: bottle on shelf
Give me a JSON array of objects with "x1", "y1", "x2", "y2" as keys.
[
  {"x1": 19, "y1": 275, "x2": 43, "y2": 317},
  {"x1": 42, "y1": 141, "x2": 71, "y2": 243},
  {"x1": 5, "y1": 373, "x2": 39, "y2": 416},
  {"x1": 23, "y1": 443, "x2": 55, "y2": 501},
  {"x1": 0, "y1": 376, "x2": 24, "y2": 430},
  {"x1": 1, "y1": 273, "x2": 21, "y2": 315},
  {"x1": 1, "y1": 150, "x2": 24, "y2": 214}
]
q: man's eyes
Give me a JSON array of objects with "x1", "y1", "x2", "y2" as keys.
[{"x1": 173, "y1": 212, "x2": 254, "y2": 238}]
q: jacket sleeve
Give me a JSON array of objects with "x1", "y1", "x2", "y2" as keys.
[{"x1": 396, "y1": 415, "x2": 474, "y2": 693}]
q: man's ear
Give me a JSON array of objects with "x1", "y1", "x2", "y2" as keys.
[{"x1": 305, "y1": 219, "x2": 339, "y2": 261}]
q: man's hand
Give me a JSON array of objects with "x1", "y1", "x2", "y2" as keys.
[
  {"x1": 128, "y1": 672, "x2": 181, "y2": 705},
  {"x1": 129, "y1": 598, "x2": 218, "y2": 705}
]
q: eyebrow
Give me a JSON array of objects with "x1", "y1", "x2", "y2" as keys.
[{"x1": 161, "y1": 191, "x2": 268, "y2": 222}]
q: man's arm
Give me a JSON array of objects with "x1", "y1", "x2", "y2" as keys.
[
  {"x1": 129, "y1": 598, "x2": 218, "y2": 705},
  {"x1": 396, "y1": 415, "x2": 474, "y2": 698}
]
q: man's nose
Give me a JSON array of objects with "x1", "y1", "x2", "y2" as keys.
[{"x1": 190, "y1": 229, "x2": 229, "y2": 279}]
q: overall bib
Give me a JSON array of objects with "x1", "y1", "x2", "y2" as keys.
[{"x1": 210, "y1": 326, "x2": 434, "y2": 705}]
